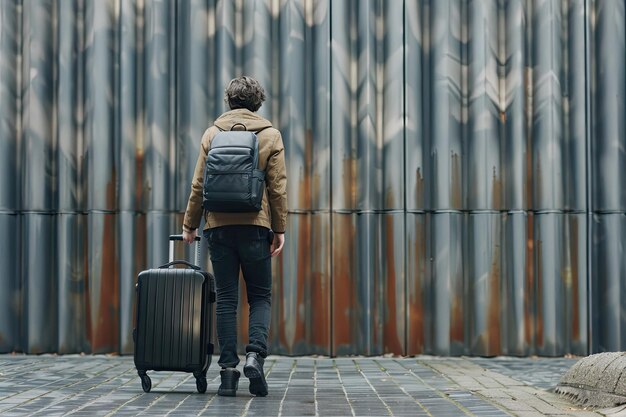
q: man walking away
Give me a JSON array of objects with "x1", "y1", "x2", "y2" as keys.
[{"x1": 182, "y1": 76, "x2": 288, "y2": 397}]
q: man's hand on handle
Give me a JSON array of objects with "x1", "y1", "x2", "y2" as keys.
[
  {"x1": 271, "y1": 233, "x2": 285, "y2": 257},
  {"x1": 182, "y1": 229, "x2": 197, "y2": 244}
]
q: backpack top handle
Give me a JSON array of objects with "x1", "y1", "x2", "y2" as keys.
[{"x1": 230, "y1": 122, "x2": 247, "y2": 131}]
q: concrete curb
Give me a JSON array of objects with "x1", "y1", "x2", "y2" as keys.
[{"x1": 556, "y1": 352, "x2": 626, "y2": 408}]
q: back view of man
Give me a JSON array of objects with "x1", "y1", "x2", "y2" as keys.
[{"x1": 182, "y1": 76, "x2": 287, "y2": 397}]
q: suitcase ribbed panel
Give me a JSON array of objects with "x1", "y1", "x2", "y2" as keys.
[{"x1": 134, "y1": 268, "x2": 208, "y2": 372}]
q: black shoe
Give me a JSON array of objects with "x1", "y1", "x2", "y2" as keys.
[
  {"x1": 243, "y1": 352, "x2": 268, "y2": 397},
  {"x1": 218, "y1": 368, "x2": 240, "y2": 397}
]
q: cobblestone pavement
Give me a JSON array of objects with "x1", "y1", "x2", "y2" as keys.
[{"x1": 1, "y1": 355, "x2": 625, "y2": 417}]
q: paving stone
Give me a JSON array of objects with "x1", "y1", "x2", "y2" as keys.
[{"x1": 0, "y1": 355, "x2": 608, "y2": 416}]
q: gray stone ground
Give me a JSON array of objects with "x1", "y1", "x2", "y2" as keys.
[{"x1": 1, "y1": 355, "x2": 625, "y2": 417}]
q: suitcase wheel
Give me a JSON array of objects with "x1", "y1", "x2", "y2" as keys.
[
  {"x1": 196, "y1": 376, "x2": 207, "y2": 394},
  {"x1": 140, "y1": 374, "x2": 152, "y2": 393}
]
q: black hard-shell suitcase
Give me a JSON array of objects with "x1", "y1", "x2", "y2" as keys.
[{"x1": 133, "y1": 235, "x2": 215, "y2": 393}]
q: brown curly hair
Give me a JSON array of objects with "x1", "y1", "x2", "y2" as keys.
[{"x1": 224, "y1": 76, "x2": 266, "y2": 112}]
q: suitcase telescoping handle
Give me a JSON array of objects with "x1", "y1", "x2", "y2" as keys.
[{"x1": 168, "y1": 234, "x2": 201, "y2": 268}]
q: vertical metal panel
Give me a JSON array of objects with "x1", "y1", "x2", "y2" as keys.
[
  {"x1": 85, "y1": 0, "x2": 116, "y2": 212},
  {"x1": 406, "y1": 212, "x2": 426, "y2": 355},
  {"x1": 280, "y1": 0, "x2": 308, "y2": 210},
  {"x1": 592, "y1": 0, "x2": 626, "y2": 211},
  {"x1": 565, "y1": 0, "x2": 587, "y2": 211},
  {"x1": 143, "y1": 0, "x2": 173, "y2": 212},
  {"x1": 330, "y1": 0, "x2": 383, "y2": 210},
  {"x1": 534, "y1": 213, "x2": 564, "y2": 355},
  {"x1": 57, "y1": 214, "x2": 88, "y2": 353},
  {"x1": 590, "y1": 0, "x2": 626, "y2": 353},
  {"x1": 118, "y1": 212, "x2": 146, "y2": 354},
  {"x1": 330, "y1": 0, "x2": 354, "y2": 211},
  {"x1": 175, "y1": 0, "x2": 210, "y2": 210},
  {"x1": 332, "y1": 213, "x2": 367, "y2": 354},
  {"x1": 243, "y1": 0, "x2": 273, "y2": 121},
  {"x1": 593, "y1": 214, "x2": 626, "y2": 352},
  {"x1": 333, "y1": 213, "x2": 395, "y2": 355},
  {"x1": 311, "y1": 0, "x2": 331, "y2": 210},
  {"x1": 0, "y1": 214, "x2": 20, "y2": 351},
  {"x1": 278, "y1": 0, "x2": 330, "y2": 212},
  {"x1": 118, "y1": 0, "x2": 141, "y2": 355},
  {"x1": 466, "y1": 0, "x2": 501, "y2": 210},
  {"x1": 57, "y1": 0, "x2": 82, "y2": 212},
  {"x1": 87, "y1": 213, "x2": 118, "y2": 353},
  {"x1": 405, "y1": 1, "x2": 426, "y2": 211},
  {"x1": 119, "y1": 0, "x2": 140, "y2": 212},
  {"x1": 22, "y1": 214, "x2": 56, "y2": 353},
  {"x1": 425, "y1": 212, "x2": 464, "y2": 355},
  {"x1": 0, "y1": 1, "x2": 20, "y2": 211},
  {"x1": 214, "y1": 0, "x2": 238, "y2": 116},
  {"x1": 21, "y1": 0, "x2": 55, "y2": 212},
  {"x1": 531, "y1": 0, "x2": 564, "y2": 210},
  {"x1": 502, "y1": 212, "x2": 531, "y2": 356},
  {"x1": 55, "y1": 0, "x2": 86, "y2": 354},
  {"x1": 3, "y1": 0, "x2": 626, "y2": 356},
  {"x1": 355, "y1": 0, "x2": 381, "y2": 211},
  {"x1": 467, "y1": 213, "x2": 502, "y2": 356},
  {"x1": 503, "y1": 0, "x2": 527, "y2": 210},
  {"x1": 534, "y1": 213, "x2": 587, "y2": 356},
  {"x1": 381, "y1": 213, "x2": 406, "y2": 354},
  {"x1": 84, "y1": 0, "x2": 118, "y2": 353},
  {"x1": 427, "y1": 0, "x2": 463, "y2": 210},
  {"x1": 20, "y1": 1, "x2": 56, "y2": 354},
  {"x1": 566, "y1": 213, "x2": 587, "y2": 356},
  {"x1": 271, "y1": 213, "x2": 331, "y2": 355},
  {"x1": 146, "y1": 212, "x2": 177, "y2": 268},
  {"x1": 382, "y1": 1, "x2": 404, "y2": 210}
]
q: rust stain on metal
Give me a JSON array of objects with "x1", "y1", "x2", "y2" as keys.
[
  {"x1": 491, "y1": 166, "x2": 502, "y2": 209},
  {"x1": 135, "y1": 151, "x2": 144, "y2": 209},
  {"x1": 269, "y1": 216, "x2": 288, "y2": 351},
  {"x1": 132, "y1": 214, "x2": 147, "y2": 329},
  {"x1": 84, "y1": 226, "x2": 93, "y2": 351},
  {"x1": 332, "y1": 215, "x2": 355, "y2": 353},
  {"x1": 451, "y1": 152, "x2": 462, "y2": 208},
  {"x1": 92, "y1": 181, "x2": 120, "y2": 352},
  {"x1": 289, "y1": 131, "x2": 313, "y2": 349},
  {"x1": 344, "y1": 157, "x2": 357, "y2": 208},
  {"x1": 415, "y1": 167, "x2": 424, "y2": 209},
  {"x1": 525, "y1": 119, "x2": 533, "y2": 208},
  {"x1": 384, "y1": 210, "x2": 403, "y2": 354},
  {"x1": 451, "y1": 293, "x2": 464, "y2": 345},
  {"x1": 309, "y1": 215, "x2": 330, "y2": 352},
  {"x1": 407, "y1": 217, "x2": 425, "y2": 354},
  {"x1": 570, "y1": 219, "x2": 580, "y2": 340},
  {"x1": 301, "y1": 130, "x2": 313, "y2": 208},
  {"x1": 293, "y1": 213, "x2": 311, "y2": 348},
  {"x1": 525, "y1": 215, "x2": 534, "y2": 347},
  {"x1": 535, "y1": 237, "x2": 543, "y2": 348},
  {"x1": 487, "y1": 243, "x2": 501, "y2": 355}
]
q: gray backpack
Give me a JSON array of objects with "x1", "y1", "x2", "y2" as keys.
[{"x1": 202, "y1": 124, "x2": 268, "y2": 213}]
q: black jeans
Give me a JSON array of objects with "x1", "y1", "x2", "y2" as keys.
[{"x1": 204, "y1": 225, "x2": 272, "y2": 369}]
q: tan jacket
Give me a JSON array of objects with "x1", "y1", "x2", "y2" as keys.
[{"x1": 182, "y1": 109, "x2": 288, "y2": 233}]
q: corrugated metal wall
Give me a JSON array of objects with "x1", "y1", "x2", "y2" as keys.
[{"x1": 0, "y1": 0, "x2": 624, "y2": 356}]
